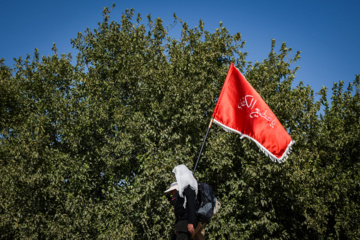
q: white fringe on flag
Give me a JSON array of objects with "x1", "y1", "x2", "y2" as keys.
[{"x1": 213, "y1": 119, "x2": 295, "y2": 163}]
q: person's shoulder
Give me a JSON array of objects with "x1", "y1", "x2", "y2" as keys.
[{"x1": 184, "y1": 185, "x2": 196, "y2": 193}]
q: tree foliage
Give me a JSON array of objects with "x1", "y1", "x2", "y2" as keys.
[{"x1": 1, "y1": 7, "x2": 359, "y2": 239}]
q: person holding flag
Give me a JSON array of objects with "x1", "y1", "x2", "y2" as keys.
[{"x1": 166, "y1": 164, "x2": 199, "y2": 240}]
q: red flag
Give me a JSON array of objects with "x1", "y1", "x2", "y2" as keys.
[{"x1": 212, "y1": 63, "x2": 294, "y2": 163}]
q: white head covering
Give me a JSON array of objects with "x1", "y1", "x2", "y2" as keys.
[{"x1": 172, "y1": 164, "x2": 198, "y2": 208}]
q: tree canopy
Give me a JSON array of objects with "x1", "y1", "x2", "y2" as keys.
[{"x1": 1, "y1": 7, "x2": 359, "y2": 240}]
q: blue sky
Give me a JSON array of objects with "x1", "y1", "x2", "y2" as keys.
[{"x1": 1, "y1": 0, "x2": 359, "y2": 97}]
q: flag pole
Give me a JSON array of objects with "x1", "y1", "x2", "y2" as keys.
[{"x1": 193, "y1": 118, "x2": 214, "y2": 174}]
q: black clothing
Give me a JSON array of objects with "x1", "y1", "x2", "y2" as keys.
[
  {"x1": 174, "y1": 185, "x2": 198, "y2": 225},
  {"x1": 175, "y1": 220, "x2": 192, "y2": 240}
]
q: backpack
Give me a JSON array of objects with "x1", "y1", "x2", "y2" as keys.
[{"x1": 196, "y1": 182, "x2": 220, "y2": 222}]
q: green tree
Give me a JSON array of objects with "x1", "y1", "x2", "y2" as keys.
[{"x1": 0, "y1": 6, "x2": 359, "y2": 239}]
